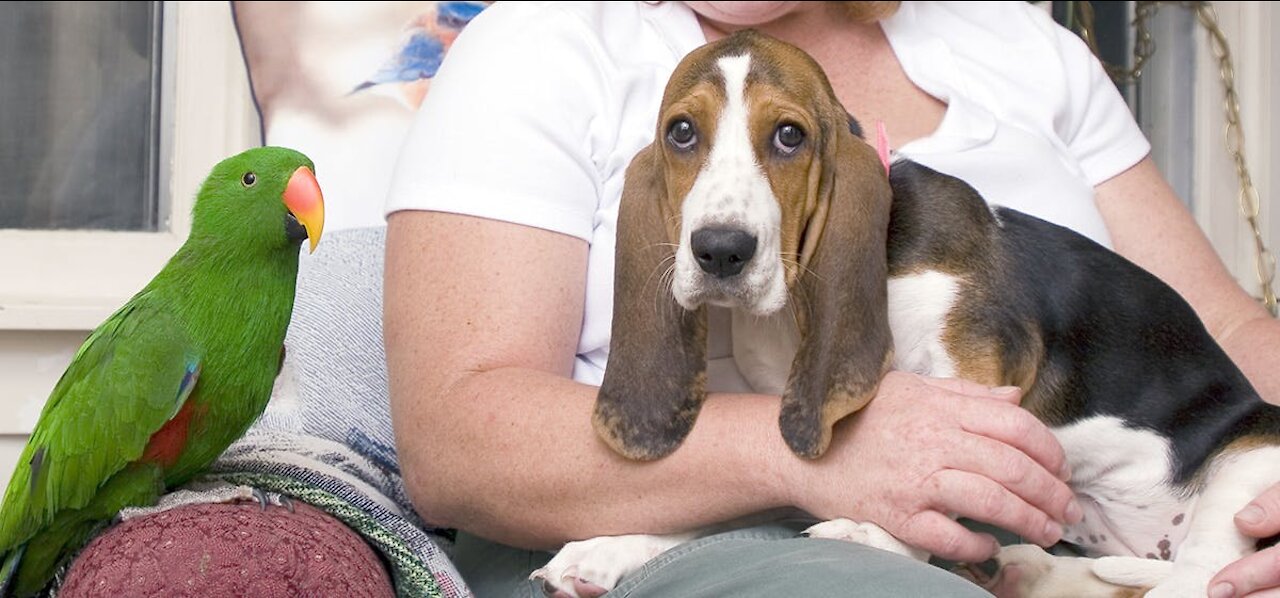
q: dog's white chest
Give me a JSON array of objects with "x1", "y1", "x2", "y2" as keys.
[
  {"x1": 727, "y1": 270, "x2": 964, "y2": 394},
  {"x1": 885, "y1": 271, "x2": 960, "y2": 377}
]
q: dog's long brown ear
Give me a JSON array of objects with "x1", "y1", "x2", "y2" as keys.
[
  {"x1": 780, "y1": 127, "x2": 894, "y2": 459},
  {"x1": 594, "y1": 145, "x2": 708, "y2": 461}
]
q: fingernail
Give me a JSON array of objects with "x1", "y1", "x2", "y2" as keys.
[
  {"x1": 1237, "y1": 504, "x2": 1265, "y2": 525},
  {"x1": 1209, "y1": 581, "x2": 1235, "y2": 598},
  {"x1": 991, "y1": 386, "x2": 1021, "y2": 397},
  {"x1": 1058, "y1": 462, "x2": 1072, "y2": 482},
  {"x1": 1065, "y1": 499, "x2": 1083, "y2": 525},
  {"x1": 1042, "y1": 521, "x2": 1062, "y2": 545}
]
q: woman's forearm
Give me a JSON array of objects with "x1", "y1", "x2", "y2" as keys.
[
  {"x1": 384, "y1": 211, "x2": 796, "y2": 549},
  {"x1": 1217, "y1": 314, "x2": 1280, "y2": 405},
  {"x1": 392, "y1": 366, "x2": 793, "y2": 550}
]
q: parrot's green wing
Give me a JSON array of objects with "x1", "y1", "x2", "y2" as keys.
[{"x1": 0, "y1": 292, "x2": 200, "y2": 555}]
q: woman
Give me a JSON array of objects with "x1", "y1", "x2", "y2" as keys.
[{"x1": 384, "y1": 2, "x2": 1280, "y2": 596}]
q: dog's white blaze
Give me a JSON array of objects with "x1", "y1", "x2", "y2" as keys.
[
  {"x1": 1052, "y1": 416, "x2": 1194, "y2": 561},
  {"x1": 672, "y1": 53, "x2": 786, "y2": 316},
  {"x1": 888, "y1": 271, "x2": 959, "y2": 377}
]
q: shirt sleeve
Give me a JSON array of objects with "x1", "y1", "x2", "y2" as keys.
[
  {"x1": 384, "y1": 3, "x2": 606, "y2": 242},
  {"x1": 1031, "y1": 6, "x2": 1152, "y2": 186}
]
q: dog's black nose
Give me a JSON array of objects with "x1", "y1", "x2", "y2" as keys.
[{"x1": 691, "y1": 228, "x2": 757, "y2": 278}]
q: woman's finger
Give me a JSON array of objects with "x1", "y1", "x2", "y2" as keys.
[
  {"x1": 1210, "y1": 545, "x2": 1280, "y2": 598},
  {"x1": 945, "y1": 432, "x2": 1081, "y2": 526},
  {"x1": 916, "y1": 375, "x2": 1024, "y2": 405},
  {"x1": 1236, "y1": 484, "x2": 1280, "y2": 539},
  {"x1": 958, "y1": 398, "x2": 1071, "y2": 482},
  {"x1": 894, "y1": 508, "x2": 1001, "y2": 563},
  {"x1": 926, "y1": 468, "x2": 1063, "y2": 548}
]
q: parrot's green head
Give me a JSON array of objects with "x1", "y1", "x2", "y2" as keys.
[{"x1": 190, "y1": 146, "x2": 325, "y2": 254}]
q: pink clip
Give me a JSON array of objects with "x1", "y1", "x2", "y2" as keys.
[{"x1": 875, "y1": 121, "x2": 891, "y2": 176}]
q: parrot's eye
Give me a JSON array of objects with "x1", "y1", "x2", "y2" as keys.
[{"x1": 241, "y1": 172, "x2": 257, "y2": 187}]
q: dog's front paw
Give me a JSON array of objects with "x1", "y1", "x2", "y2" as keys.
[
  {"x1": 531, "y1": 534, "x2": 690, "y2": 597},
  {"x1": 1139, "y1": 566, "x2": 1213, "y2": 598},
  {"x1": 803, "y1": 518, "x2": 929, "y2": 561}
]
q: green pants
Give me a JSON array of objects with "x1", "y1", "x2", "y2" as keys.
[{"x1": 453, "y1": 521, "x2": 993, "y2": 597}]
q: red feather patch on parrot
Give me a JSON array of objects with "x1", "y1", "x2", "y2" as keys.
[{"x1": 141, "y1": 401, "x2": 205, "y2": 469}]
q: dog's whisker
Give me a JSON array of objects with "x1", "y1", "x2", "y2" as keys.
[
  {"x1": 780, "y1": 256, "x2": 822, "y2": 285},
  {"x1": 654, "y1": 262, "x2": 680, "y2": 322}
]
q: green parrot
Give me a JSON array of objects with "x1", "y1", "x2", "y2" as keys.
[{"x1": 0, "y1": 146, "x2": 325, "y2": 597}]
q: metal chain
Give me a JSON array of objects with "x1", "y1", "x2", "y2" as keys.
[
  {"x1": 1193, "y1": 2, "x2": 1277, "y2": 315},
  {"x1": 1074, "y1": 1, "x2": 1159, "y2": 83},
  {"x1": 1071, "y1": 1, "x2": 1277, "y2": 316}
]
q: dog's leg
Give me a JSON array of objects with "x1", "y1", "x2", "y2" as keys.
[
  {"x1": 955, "y1": 545, "x2": 1155, "y2": 598},
  {"x1": 531, "y1": 532, "x2": 696, "y2": 598},
  {"x1": 1142, "y1": 446, "x2": 1280, "y2": 598},
  {"x1": 804, "y1": 521, "x2": 1157, "y2": 597},
  {"x1": 802, "y1": 518, "x2": 930, "y2": 561}
]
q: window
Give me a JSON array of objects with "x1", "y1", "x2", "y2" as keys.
[
  {"x1": 0, "y1": 1, "x2": 260, "y2": 331},
  {"x1": 0, "y1": 2, "x2": 163, "y2": 232}
]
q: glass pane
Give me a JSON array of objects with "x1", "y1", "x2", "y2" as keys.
[{"x1": 0, "y1": 1, "x2": 162, "y2": 231}]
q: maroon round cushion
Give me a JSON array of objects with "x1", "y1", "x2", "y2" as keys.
[{"x1": 61, "y1": 501, "x2": 394, "y2": 598}]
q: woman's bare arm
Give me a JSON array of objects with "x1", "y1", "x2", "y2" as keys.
[{"x1": 385, "y1": 211, "x2": 797, "y2": 549}]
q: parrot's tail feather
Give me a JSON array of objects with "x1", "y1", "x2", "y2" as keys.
[
  {"x1": 6, "y1": 464, "x2": 163, "y2": 597},
  {"x1": 0, "y1": 544, "x2": 25, "y2": 598},
  {"x1": 14, "y1": 517, "x2": 104, "y2": 598}
]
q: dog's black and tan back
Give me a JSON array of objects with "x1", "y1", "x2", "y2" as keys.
[
  {"x1": 884, "y1": 158, "x2": 1280, "y2": 596},
  {"x1": 888, "y1": 159, "x2": 1280, "y2": 483}
]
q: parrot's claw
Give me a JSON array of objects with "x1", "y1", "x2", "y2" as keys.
[
  {"x1": 251, "y1": 487, "x2": 270, "y2": 512},
  {"x1": 247, "y1": 487, "x2": 295, "y2": 513}
]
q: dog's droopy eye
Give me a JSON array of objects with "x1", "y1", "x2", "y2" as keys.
[
  {"x1": 667, "y1": 119, "x2": 697, "y2": 150},
  {"x1": 773, "y1": 124, "x2": 805, "y2": 154}
]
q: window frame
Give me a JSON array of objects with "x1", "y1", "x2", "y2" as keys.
[{"x1": 0, "y1": 1, "x2": 260, "y2": 331}]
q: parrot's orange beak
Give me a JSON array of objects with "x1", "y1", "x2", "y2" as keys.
[{"x1": 284, "y1": 166, "x2": 325, "y2": 253}]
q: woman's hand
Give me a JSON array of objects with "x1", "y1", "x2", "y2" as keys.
[
  {"x1": 783, "y1": 371, "x2": 1082, "y2": 563},
  {"x1": 1209, "y1": 484, "x2": 1280, "y2": 598}
]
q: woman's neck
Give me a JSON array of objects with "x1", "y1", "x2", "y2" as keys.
[{"x1": 694, "y1": 4, "x2": 946, "y2": 150}]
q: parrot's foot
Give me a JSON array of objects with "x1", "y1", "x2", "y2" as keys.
[
  {"x1": 252, "y1": 487, "x2": 269, "y2": 511},
  {"x1": 249, "y1": 487, "x2": 294, "y2": 513}
]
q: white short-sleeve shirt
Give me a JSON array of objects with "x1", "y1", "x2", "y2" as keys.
[{"x1": 385, "y1": 1, "x2": 1152, "y2": 387}]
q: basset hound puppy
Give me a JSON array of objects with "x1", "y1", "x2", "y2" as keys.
[
  {"x1": 592, "y1": 31, "x2": 893, "y2": 464},
  {"x1": 535, "y1": 30, "x2": 1280, "y2": 598}
]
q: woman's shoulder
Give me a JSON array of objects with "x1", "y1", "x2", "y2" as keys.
[
  {"x1": 904, "y1": 1, "x2": 1066, "y2": 44},
  {"x1": 900, "y1": 1, "x2": 1089, "y2": 79},
  {"x1": 898, "y1": 1, "x2": 1148, "y2": 186},
  {"x1": 896, "y1": 1, "x2": 1120, "y2": 134},
  {"x1": 457, "y1": 1, "x2": 701, "y2": 61}
]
